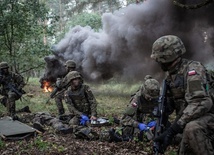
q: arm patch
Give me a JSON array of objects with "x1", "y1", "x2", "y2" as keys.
[
  {"x1": 124, "y1": 107, "x2": 136, "y2": 116},
  {"x1": 189, "y1": 80, "x2": 202, "y2": 93}
]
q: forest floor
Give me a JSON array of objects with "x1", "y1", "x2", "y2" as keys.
[{"x1": 0, "y1": 78, "x2": 177, "y2": 155}]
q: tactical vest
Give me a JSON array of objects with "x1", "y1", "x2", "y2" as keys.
[
  {"x1": 136, "y1": 96, "x2": 155, "y2": 122},
  {"x1": 2, "y1": 73, "x2": 17, "y2": 90},
  {"x1": 137, "y1": 96, "x2": 156, "y2": 114},
  {"x1": 67, "y1": 85, "x2": 90, "y2": 115},
  {"x1": 167, "y1": 59, "x2": 214, "y2": 115},
  {"x1": 166, "y1": 59, "x2": 191, "y2": 115}
]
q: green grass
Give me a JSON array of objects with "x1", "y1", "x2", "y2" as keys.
[
  {"x1": 0, "y1": 77, "x2": 142, "y2": 117},
  {"x1": 0, "y1": 77, "x2": 177, "y2": 154}
]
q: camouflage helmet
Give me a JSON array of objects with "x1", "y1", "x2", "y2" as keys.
[
  {"x1": 151, "y1": 35, "x2": 186, "y2": 63},
  {"x1": 0, "y1": 62, "x2": 9, "y2": 69},
  {"x1": 143, "y1": 78, "x2": 160, "y2": 98},
  {"x1": 66, "y1": 71, "x2": 81, "y2": 82},
  {"x1": 64, "y1": 60, "x2": 76, "y2": 68},
  {"x1": 144, "y1": 75, "x2": 152, "y2": 81}
]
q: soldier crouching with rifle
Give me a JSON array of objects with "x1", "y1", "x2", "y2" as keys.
[
  {"x1": 46, "y1": 60, "x2": 77, "y2": 116},
  {"x1": 54, "y1": 60, "x2": 77, "y2": 116},
  {"x1": 0, "y1": 62, "x2": 28, "y2": 118},
  {"x1": 151, "y1": 35, "x2": 214, "y2": 155}
]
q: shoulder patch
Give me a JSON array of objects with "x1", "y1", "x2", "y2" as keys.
[
  {"x1": 188, "y1": 70, "x2": 196, "y2": 76},
  {"x1": 132, "y1": 102, "x2": 138, "y2": 107}
]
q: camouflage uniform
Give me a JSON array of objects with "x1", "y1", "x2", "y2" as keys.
[
  {"x1": 120, "y1": 77, "x2": 160, "y2": 141},
  {"x1": 33, "y1": 112, "x2": 69, "y2": 130},
  {"x1": 64, "y1": 84, "x2": 97, "y2": 126},
  {"x1": 151, "y1": 35, "x2": 214, "y2": 155},
  {"x1": 65, "y1": 71, "x2": 97, "y2": 125},
  {"x1": 0, "y1": 62, "x2": 25, "y2": 117},
  {"x1": 54, "y1": 60, "x2": 77, "y2": 115}
]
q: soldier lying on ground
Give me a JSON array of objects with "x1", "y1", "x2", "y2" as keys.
[
  {"x1": 102, "y1": 75, "x2": 160, "y2": 142},
  {"x1": 17, "y1": 111, "x2": 109, "y2": 140},
  {"x1": 29, "y1": 71, "x2": 98, "y2": 138}
]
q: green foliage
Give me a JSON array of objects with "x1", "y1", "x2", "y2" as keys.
[
  {"x1": 0, "y1": 139, "x2": 5, "y2": 148},
  {"x1": 66, "y1": 12, "x2": 102, "y2": 31},
  {"x1": 0, "y1": 0, "x2": 55, "y2": 75},
  {"x1": 34, "y1": 136, "x2": 50, "y2": 151}
]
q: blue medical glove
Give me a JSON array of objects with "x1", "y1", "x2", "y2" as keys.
[
  {"x1": 147, "y1": 121, "x2": 156, "y2": 128},
  {"x1": 138, "y1": 123, "x2": 147, "y2": 131},
  {"x1": 80, "y1": 115, "x2": 89, "y2": 125}
]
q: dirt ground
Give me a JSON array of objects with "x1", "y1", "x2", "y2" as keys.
[{"x1": 0, "y1": 121, "x2": 152, "y2": 155}]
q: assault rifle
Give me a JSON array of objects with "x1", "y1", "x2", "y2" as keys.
[
  {"x1": 45, "y1": 83, "x2": 70, "y2": 104},
  {"x1": 153, "y1": 79, "x2": 169, "y2": 154},
  {"x1": 6, "y1": 83, "x2": 23, "y2": 97},
  {"x1": 0, "y1": 71, "x2": 23, "y2": 97}
]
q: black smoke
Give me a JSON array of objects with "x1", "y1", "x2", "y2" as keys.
[{"x1": 42, "y1": 0, "x2": 214, "y2": 82}]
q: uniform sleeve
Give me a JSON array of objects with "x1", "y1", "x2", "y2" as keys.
[
  {"x1": 64, "y1": 90, "x2": 82, "y2": 116},
  {"x1": 55, "y1": 78, "x2": 62, "y2": 88},
  {"x1": 177, "y1": 61, "x2": 213, "y2": 128},
  {"x1": 120, "y1": 92, "x2": 141, "y2": 128},
  {"x1": 14, "y1": 73, "x2": 25, "y2": 89},
  {"x1": 85, "y1": 85, "x2": 97, "y2": 117}
]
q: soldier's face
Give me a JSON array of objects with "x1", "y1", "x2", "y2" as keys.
[
  {"x1": 159, "y1": 61, "x2": 175, "y2": 72},
  {"x1": 2, "y1": 68, "x2": 9, "y2": 74},
  {"x1": 71, "y1": 78, "x2": 81, "y2": 87}
]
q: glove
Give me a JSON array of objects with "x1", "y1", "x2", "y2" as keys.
[
  {"x1": 138, "y1": 123, "x2": 147, "y2": 131},
  {"x1": 147, "y1": 121, "x2": 156, "y2": 128},
  {"x1": 154, "y1": 122, "x2": 182, "y2": 152},
  {"x1": 80, "y1": 115, "x2": 89, "y2": 126}
]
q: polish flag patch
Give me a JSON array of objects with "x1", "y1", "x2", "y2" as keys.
[
  {"x1": 132, "y1": 102, "x2": 137, "y2": 107},
  {"x1": 188, "y1": 70, "x2": 196, "y2": 76}
]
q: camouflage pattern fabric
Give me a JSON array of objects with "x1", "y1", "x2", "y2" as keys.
[
  {"x1": 64, "y1": 84, "x2": 97, "y2": 117},
  {"x1": 54, "y1": 68, "x2": 76, "y2": 115},
  {"x1": 165, "y1": 59, "x2": 214, "y2": 154},
  {"x1": 121, "y1": 90, "x2": 156, "y2": 128},
  {"x1": 0, "y1": 72, "x2": 25, "y2": 116},
  {"x1": 33, "y1": 112, "x2": 68, "y2": 130},
  {"x1": 120, "y1": 83, "x2": 158, "y2": 141},
  {"x1": 54, "y1": 92, "x2": 65, "y2": 115},
  {"x1": 151, "y1": 35, "x2": 186, "y2": 63}
]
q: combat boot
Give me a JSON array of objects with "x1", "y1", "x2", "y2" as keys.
[
  {"x1": 58, "y1": 108, "x2": 65, "y2": 116},
  {"x1": 16, "y1": 106, "x2": 31, "y2": 113},
  {"x1": 0, "y1": 97, "x2": 7, "y2": 107},
  {"x1": 109, "y1": 128, "x2": 132, "y2": 142},
  {"x1": 33, "y1": 122, "x2": 45, "y2": 133}
]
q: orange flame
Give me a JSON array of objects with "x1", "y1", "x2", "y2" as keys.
[{"x1": 43, "y1": 80, "x2": 53, "y2": 92}]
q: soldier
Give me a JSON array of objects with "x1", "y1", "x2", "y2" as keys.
[
  {"x1": 108, "y1": 76, "x2": 160, "y2": 142},
  {"x1": 0, "y1": 62, "x2": 25, "y2": 117},
  {"x1": 64, "y1": 71, "x2": 97, "y2": 126},
  {"x1": 54, "y1": 60, "x2": 77, "y2": 115},
  {"x1": 151, "y1": 35, "x2": 214, "y2": 154},
  {"x1": 32, "y1": 112, "x2": 72, "y2": 133}
]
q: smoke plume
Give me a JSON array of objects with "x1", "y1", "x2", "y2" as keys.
[{"x1": 43, "y1": 0, "x2": 214, "y2": 82}]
